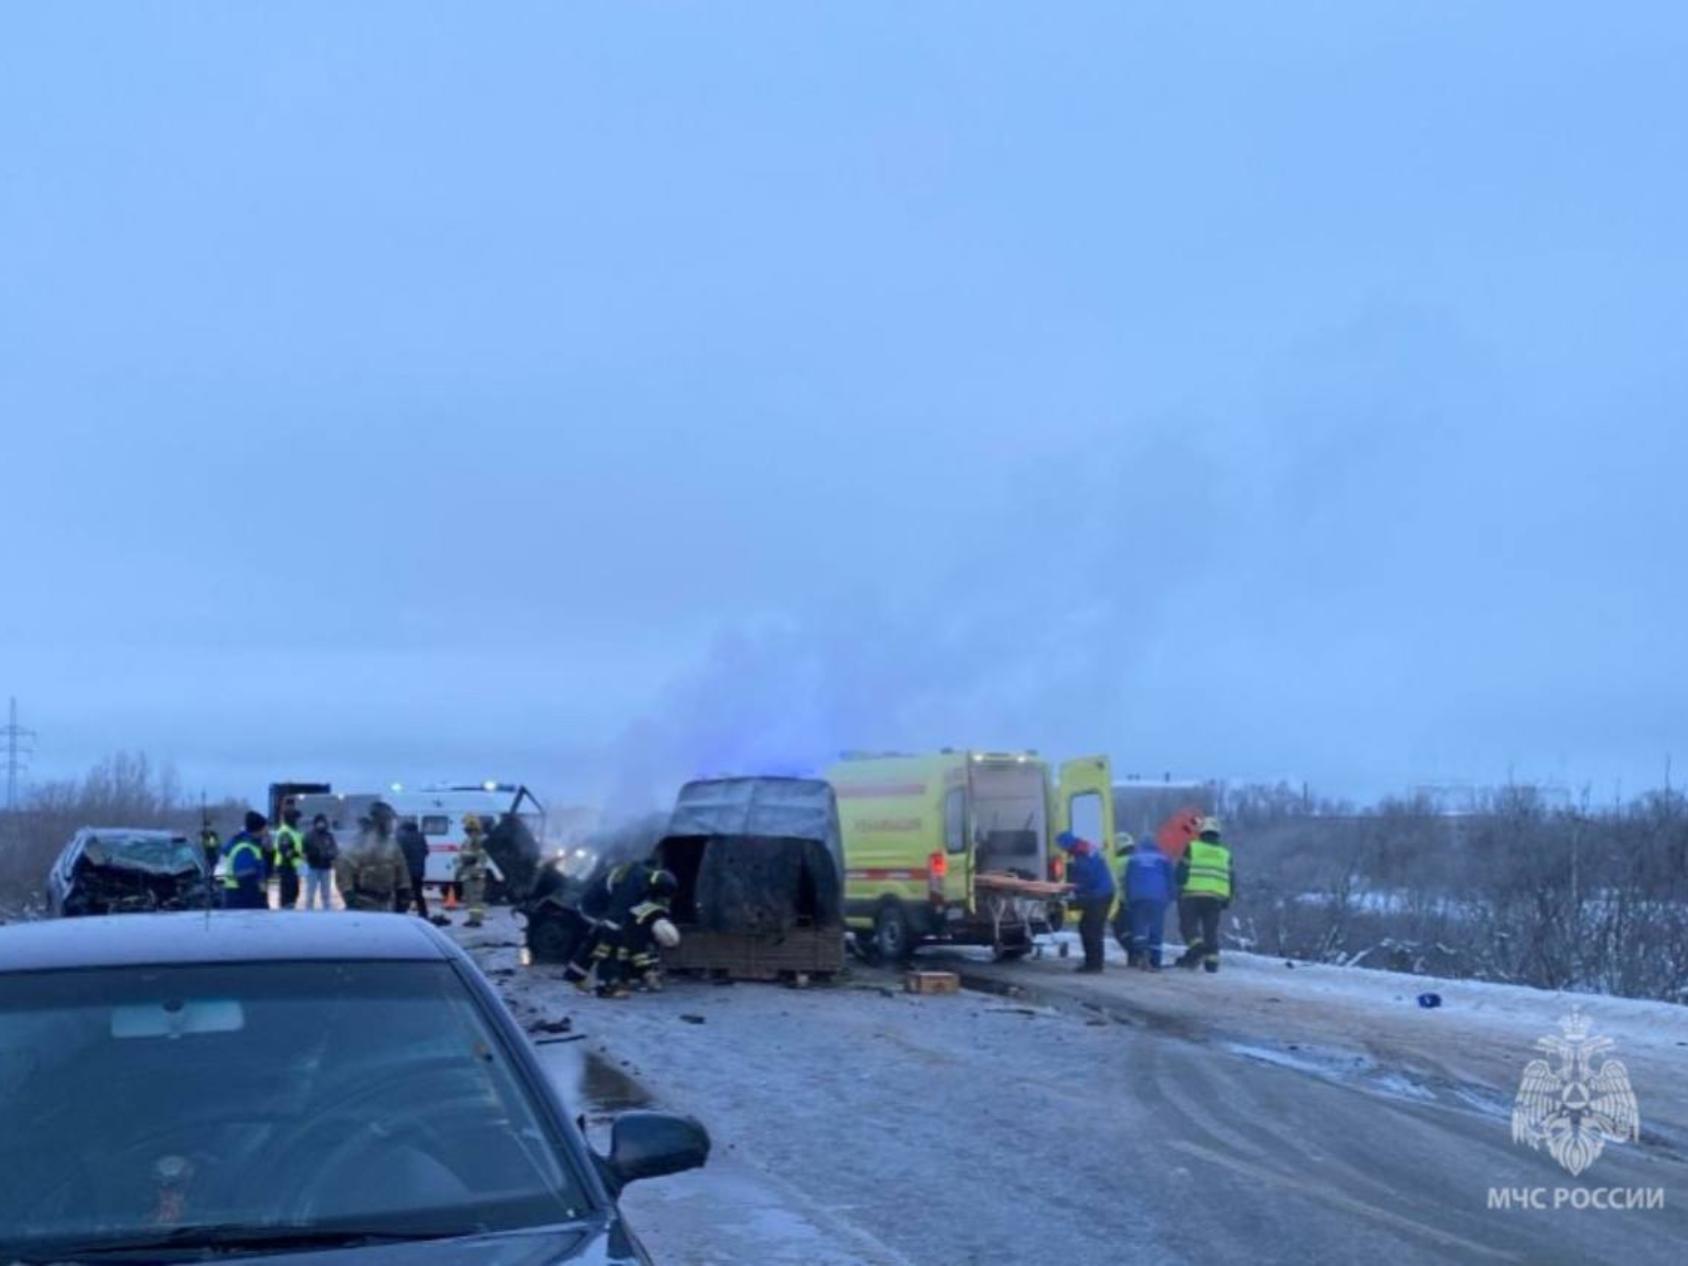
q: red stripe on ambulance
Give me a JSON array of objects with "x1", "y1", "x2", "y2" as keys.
[
  {"x1": 847, "y1": 868, "x2": 931, "y2": 881},
  {"x1": 834, "y1": 783, "x2": 928, "y2": 799}
]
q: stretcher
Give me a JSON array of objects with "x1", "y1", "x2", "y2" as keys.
[{"x1": 974, "y1": 871, "x2": 1074, "y2": 954}]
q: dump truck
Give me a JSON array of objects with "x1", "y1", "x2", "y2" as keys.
[{"x1": 825, "y1": 750, "x2": 1116, "y2": 962}]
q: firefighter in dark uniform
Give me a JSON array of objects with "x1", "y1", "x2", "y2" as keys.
[
  {"x1": 564, "y1": 862, "x2": 679, "y2": 997},
  {"x1": 596, "y1": 869, "x2": 680, "y2": 998},
  {"x1": 563, "y1": 861, "x2": 642, "y2": 989}
]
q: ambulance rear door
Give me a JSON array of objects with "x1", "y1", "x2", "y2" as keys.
[{"x1": 1054, "y1": 755, "x2": 1118, "y2": 893}]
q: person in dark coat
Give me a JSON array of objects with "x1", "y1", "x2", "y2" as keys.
[
  {"x1": 1057, "y1": 831, "x2": 1115, "y2": 973},
  {"x1": 302, "y1": 813, "x2": 339, "y2": 910},
  {"x1": 395, "y1": 816, "x2": 431, "y2": 918}
]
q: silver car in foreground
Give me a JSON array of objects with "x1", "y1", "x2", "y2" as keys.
[{"x1": 0, "y1": 912, "x2": 709, "y2": 1264}]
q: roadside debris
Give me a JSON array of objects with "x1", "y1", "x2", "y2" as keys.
[
  {"x1": 526, "y1": 1017, "x2": 574, "y2": 1036},
  {"x1": 905, "y1": 970, "x2": 960, "y2": 995},
  {"x1": 680, "y1": 1014, "x2": 707, "y2": 1025}
]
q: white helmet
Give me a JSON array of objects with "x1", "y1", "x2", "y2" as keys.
[{"x1": 651, "y1": 917, "x2": 681, "y2": 949}]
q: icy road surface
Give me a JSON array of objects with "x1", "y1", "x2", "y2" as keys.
[{"x1": 457, "y1": 914, "x2": 1687, "y2": 1265}]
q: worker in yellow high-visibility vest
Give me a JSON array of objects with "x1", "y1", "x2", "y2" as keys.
[
  {"x1": 271, "y1": 807, "x2": 307, "y2": 909},
  {"x1": 1176, "y1": 818, "x2": 1234, "y2": 973}
]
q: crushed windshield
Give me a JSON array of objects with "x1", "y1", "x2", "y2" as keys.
[
  {"x1": 84, "y1": 835, "x2": 202, "y2": 873},
  {"x1": 0, "y1": 961, "x2": 591, "y2": 1258}
]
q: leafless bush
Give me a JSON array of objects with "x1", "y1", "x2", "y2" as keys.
[{"x1": 1227, "y1": 782, "x2": 1688, "y2": 1003}]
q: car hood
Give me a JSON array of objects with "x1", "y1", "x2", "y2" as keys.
[{"x1": 198, "y1": 1222, "x2": 643, "y2": 1266}]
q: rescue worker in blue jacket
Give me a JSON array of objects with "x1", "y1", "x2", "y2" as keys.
[
  {"x1": 1119, "y1": 834, "x2": 1174, "y2": 969},
  {"x1": 221, "y1": 811, "x2": 270, "y2": 910},
  {"x1": 1057, "y1": 831, "x2": 1115, "y2": 973}
]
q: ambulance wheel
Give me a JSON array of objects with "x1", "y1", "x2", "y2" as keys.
[{"x1": 870, "y1": 901, "x2": 915, "y2": 966}]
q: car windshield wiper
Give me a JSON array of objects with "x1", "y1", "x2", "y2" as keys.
[{"x1": 13, "y1": 1222, "x2": 478, "y2": 1260}]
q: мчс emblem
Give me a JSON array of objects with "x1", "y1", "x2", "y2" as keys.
[{"x1": 1511, "y1": 1009, "x2": 1640, "y2": 1177}]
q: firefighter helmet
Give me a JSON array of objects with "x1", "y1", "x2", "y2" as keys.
[
  {"x1": 648, "y1": 868, "x2": 679, "y2": 899},
  {"x1": 461, "y1": 813, "x2": 482, "y2": 834},
  {"x1": 1198, "y1": 816, "x2": 1222, "y2": 838},
  {"x1": 651, "y1": 917, "x2": 681, "y2": 949}
]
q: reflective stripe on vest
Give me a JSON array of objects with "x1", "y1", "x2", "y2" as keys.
[
  {"x1": 222, "y1": 839, "x2": 263, "y2": 888},
  {"x1": 1183, "y1": 840, "x2": 1232, "y2": 899},
  {"x1": 273, "y1": 825, "x2": 305, "y2": 864}
]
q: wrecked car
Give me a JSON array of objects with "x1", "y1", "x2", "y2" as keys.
[
  {"x1": 471, "y1": 811, "x2": 594, "y2": 964},
  {"x1": 46, "y1": 828, "x2": 212, "y2": 917}
]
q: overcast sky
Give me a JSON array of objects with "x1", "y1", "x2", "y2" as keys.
[{"x1": 3, "y1": 2, "x2": 1685, "y2": 810}]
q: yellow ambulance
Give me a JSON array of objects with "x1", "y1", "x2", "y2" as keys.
[{"x1": 824, "y1": 750, "x2": 1115, "y2": 962}]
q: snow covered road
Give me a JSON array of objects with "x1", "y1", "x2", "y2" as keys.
[{"x1": 459, "y1": 914, "x2": 1687, "y2": 1265}]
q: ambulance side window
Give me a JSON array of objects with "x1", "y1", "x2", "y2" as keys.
[
  {"x1": 421, "y1": 815, "x2": 450, "y2": 836},
  {"x1": 943, "y1": 789, "x2": 966, "y2": 854},
  {"x1": 1069, "y1": 791, "x2": 1104, "y2": 847}
]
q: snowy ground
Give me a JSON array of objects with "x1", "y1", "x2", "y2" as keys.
[
  {"x1": 457, "y1": 912, "x2": 1688, "y2": 1265},
  {"x1": 943, "y1": 931, "x2": 1688, "y2": 1147}
]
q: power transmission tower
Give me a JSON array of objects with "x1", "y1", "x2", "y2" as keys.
[{"x1": 3, "y1": 696, "x2": 35, "y2": 811}]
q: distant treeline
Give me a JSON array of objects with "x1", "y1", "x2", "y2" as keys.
[{"x1": 1216, "y1": 782, "x2": 1688, "y2": 1004}]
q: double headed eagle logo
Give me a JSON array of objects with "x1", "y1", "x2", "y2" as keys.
[{"x1": 1511, "y1": 1009, "x2": 1640, "y2": 1176}]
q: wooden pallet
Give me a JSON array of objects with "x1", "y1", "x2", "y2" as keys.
[{"x1": 662, "y1": 927, "x2": 845, "y2": 982}]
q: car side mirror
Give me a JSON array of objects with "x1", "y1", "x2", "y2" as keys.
[{"x1": 604, "y1": 1111, "x2": 710, "y2": 1191}]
